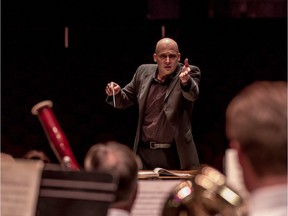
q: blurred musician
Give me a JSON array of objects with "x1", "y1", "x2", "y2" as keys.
[
  {"x1": 226, "y1": 81, "x2": 287, "y2": 216},
  {"x1": 84, "y1": 141, "x2": 140, "y2": 216}
]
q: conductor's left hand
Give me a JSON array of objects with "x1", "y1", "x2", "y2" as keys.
[{"x1": 179, "y1": 58, "x2": 191, "y2": 85}]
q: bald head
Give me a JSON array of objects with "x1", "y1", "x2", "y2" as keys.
[{"x1": 155, "y1": 37, "x2": 179, "y2": 54}]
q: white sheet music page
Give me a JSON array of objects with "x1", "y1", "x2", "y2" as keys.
[
  {"x1": 224, "y1": 148, "x2": 250, "y2": 200},
  {"x1": 131, "y1": 179, "x2": 181, "y2": 216},
  {"x1": 1, "y1": 159, "x2": 44, "y2": 216}
]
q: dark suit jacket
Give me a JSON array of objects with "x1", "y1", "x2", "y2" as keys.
[{"x1": 106, "y1": 63, "x2": 201, "y2": 169}]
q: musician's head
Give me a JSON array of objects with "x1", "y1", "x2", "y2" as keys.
[
  {"x1": 84, "y1": 141, "x2": 139, "y2": 212},
  {"x1": 225, "y1": 81, "x2": 287, "y2": 192},
  {"x1": 22, "y1": 150, "x2": 51, "y2": 163}
]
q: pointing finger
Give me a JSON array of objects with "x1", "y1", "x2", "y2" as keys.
[{"x1": 184, "y1": 58, "x2": 189, "y2": 67}]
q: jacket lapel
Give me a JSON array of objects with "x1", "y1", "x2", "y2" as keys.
[
  {"x1": 164, "y1": 68, "x2": 181, "y2": 102},
  {"x1": 138, "y1": 72, "x2": 154, "y2": 115}
]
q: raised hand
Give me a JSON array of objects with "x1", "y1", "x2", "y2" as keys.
[{"x1": 179, "y1": 58, "x2": 191, "y2": 85}]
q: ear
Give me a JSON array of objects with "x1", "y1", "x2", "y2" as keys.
[
  {"x1": 153, "y1": 53, "x2": 157, "y2": 62},
  {"x1": 177, "y1": 53, "x2": 181, "y2": 62},
  {"x1": 229, "y1": 139, "x2": 240, "y2": 151},
  {"x1": 229, "y1": 139, "x2": 242, "y2": 163},
  {"x1": 229, "y1": 139, "x2": 247, "y2": 168}
]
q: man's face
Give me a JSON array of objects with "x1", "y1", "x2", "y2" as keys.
[{"x1": 153, "y1": 43, "x2": 180, "y2": 77}]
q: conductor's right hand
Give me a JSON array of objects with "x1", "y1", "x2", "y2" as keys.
[{"x1": 105, "y1": 82, "x2": 121, "y2": 96}]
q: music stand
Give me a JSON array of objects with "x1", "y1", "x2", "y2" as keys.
[{"x1": 35, "y1": 164, "x2": 118, "y2": 216}]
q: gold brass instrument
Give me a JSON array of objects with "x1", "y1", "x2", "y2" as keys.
[
  {"x1": 161, "y1": 165, "x2": 248, "y2": 216},
  {"x1": 31, "y1": 100, "x2": 80, "y2": 170}
]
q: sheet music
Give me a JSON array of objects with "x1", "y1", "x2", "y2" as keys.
[
  {"x1": 131, "y1": 180, "x2": 181, "y2": 216},
  {"x1": 224, "y1": 149, "x2": 250, "y2": 200},
  {"x1": 1, "y1": 159, "x2": 44, "y2": 216}
]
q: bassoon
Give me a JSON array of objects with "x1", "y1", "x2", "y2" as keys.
[{"x1": 31, "y1": 100, "x2": 80, "y2": 170}]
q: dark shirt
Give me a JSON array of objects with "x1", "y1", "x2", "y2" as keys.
[{"x1": 141, "y1": 74, "x2": 174, "y2": 144}]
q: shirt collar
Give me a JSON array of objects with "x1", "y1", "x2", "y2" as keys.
[{"x1": 153, "y1": 65, "x2": 180, "y2": 84}]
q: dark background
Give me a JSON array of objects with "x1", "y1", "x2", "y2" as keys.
[{"x1": 2, "y1": 0, "x2": 287, "y2": 171}]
